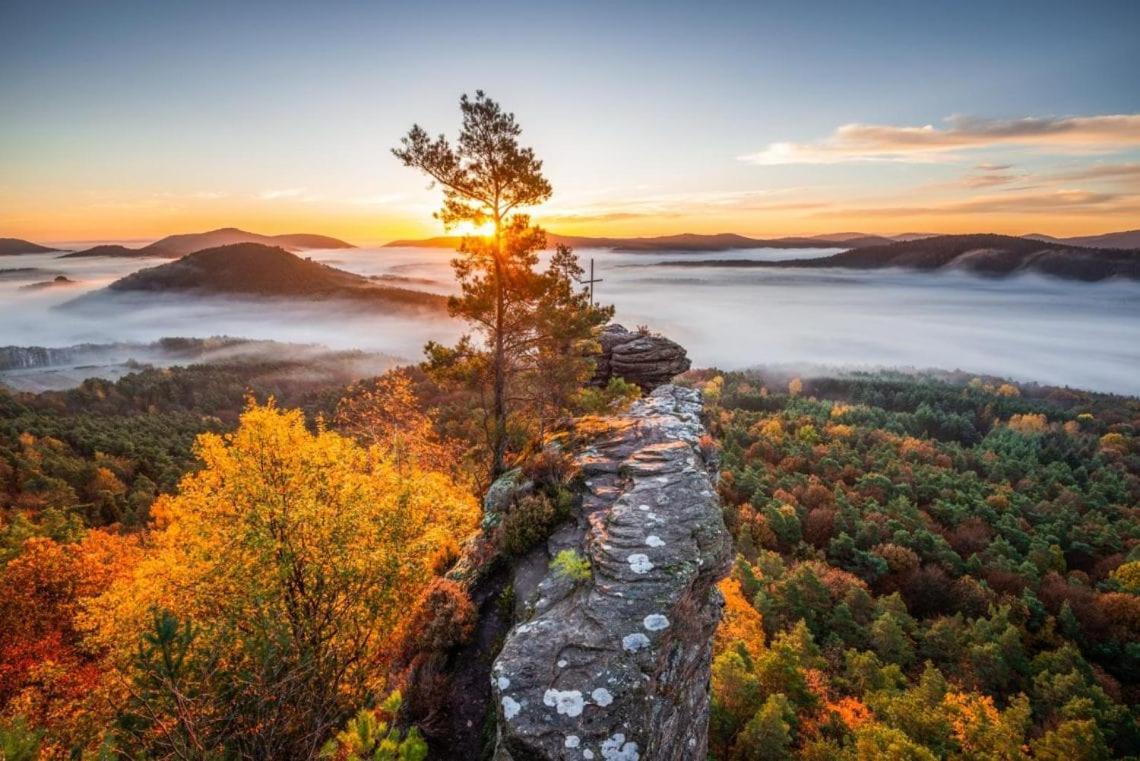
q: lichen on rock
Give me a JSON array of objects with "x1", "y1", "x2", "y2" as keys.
[{"x1": 492, "y1": 385, "x2": 731, "y2": 760}]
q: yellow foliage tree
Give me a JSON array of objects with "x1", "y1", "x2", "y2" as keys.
[
  {"x1": 335, "y1": 368, "x2": 465, "y2": 479},
  {"x1": 83, "y1": 402, "x2": 478, "y2": 757}
]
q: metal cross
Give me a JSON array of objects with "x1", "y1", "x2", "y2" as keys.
[{"x1": 576, "y1": 258, "x2": 604, "y2": 305}]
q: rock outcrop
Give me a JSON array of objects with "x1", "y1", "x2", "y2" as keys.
[
  {"x1": 592, "y1": 325, "x2": 691, "y2": 392},
  {"x1": 491, "y1": 385, "x2": 731, "y2": 760}
]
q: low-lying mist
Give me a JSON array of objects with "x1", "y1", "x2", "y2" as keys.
[{"x1": 2, "y1": 245, "x2": 1139, "y2": 396}]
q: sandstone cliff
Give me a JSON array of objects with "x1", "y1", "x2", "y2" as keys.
[
  {"x1": 491, "y1": 385, "x2": 731, "y2": 760},
  {"x1": 592, "y1": 325, "x2": 691, "y2": 392}
]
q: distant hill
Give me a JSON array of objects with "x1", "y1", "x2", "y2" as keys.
[
  {"x1": 58, "y1": 244, "x2": 137, "y2": 259},
  {"x1": 62, "y1": 228, "x2": 355, "y2": 258},
  {"x1": 0, "y1": 238, "x2": 62, "y2": 256},
  {"x1": 1027, "y1": 229, "x2": 1140, "y2": 250},
  {"x1": 271, "y1": 233, "x2": 356, "y2": 249},
  {"x1": 891, "y1": 232, "x2": 941, "y2": 242},
  {"x1": 385, "y1": 231, "x2": 885, "y2": 252},
  {"x1": 667, "y1": 234, "x2": 1140, "y2": 281},
  {"x1": 805, "y1": 232, "x2": 879, "y2": 242},
  {"x1": 20, "y1": 275, "x2": 77, "y2": 291},
  {"x1": 0, "y1": 267, "x2": 61, "y2": 282},
  {"x1": 76, "y1": 243, "x2": 444, "y2": 311}
]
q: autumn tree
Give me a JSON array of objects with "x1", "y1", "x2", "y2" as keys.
[
  {"x1": 84, "y1": 402, "x2": 478, "y2": 759},
  {"x1": 335, "y1": 367, "x2": 463, "y2": 478},
  {"x1": 394, "y1": 91, "x2": 612, "y2": 479},
  {"x1": 0, "y1": 530, "x2": 139, "y2": 754}
]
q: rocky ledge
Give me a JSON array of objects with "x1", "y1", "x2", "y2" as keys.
[
  {"x1": 492, "y1": 385, "x2": 731, "y2": 760},
  {"x1": 592, "y1": 325, "x2": 691, "y2": 392}
]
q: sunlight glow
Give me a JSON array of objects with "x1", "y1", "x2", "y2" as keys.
[{"x1": 452, "y1": 220, "x2": 496, "y2": 237}]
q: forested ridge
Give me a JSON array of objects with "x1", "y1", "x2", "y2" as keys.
[{"x1": 702, "y1": 371, "x2": 1140, "y2": 759}]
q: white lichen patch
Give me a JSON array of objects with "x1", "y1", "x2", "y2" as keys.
[
  {"x1": 558, "y1": 659, "x2": 568, "y2": 668},
  {"x1": 643, "y1": 614, "x2": 670, "y2": 631},
  {"x1": 645, "y1": 535, "x2": 665, "y2": 547},
  {"x1": 583, "y1": 751, "x2": 594, "y2": 760},
  {"x1": 591, "y1": 687, "x2": 614, "y2": 706},
  {"x1": 627, "y1": 553, "x2": 653, "y2": 574},
  {"x1": 601, "y1": 733, "x2": 640, "y2": 760},
  {"x1": 544, "y1": 688, "x2": 585, "y2": 717},
  {"x1": 497, "y1": 676, "x2": 510, "y2": 690},
  {"x1": 622, "y1": 633, "x2": 650, "y2": 652},
  {"x1": 502, "y1": 696, "x2": 521, "y2": 720},
  {"x1": 565, "y1": 735, "x2": 581, "y2": 748},
  {"x1": 637, "y1": 503, "x2": 651, "y2": 511}
]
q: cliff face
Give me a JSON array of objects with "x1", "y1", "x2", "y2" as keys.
[
  {"x1": 491, "y1": 385, "x2": 731, "y2": 760},
  {"x1": 592, "y1": 325, "x2": 691, "y2": 392}
]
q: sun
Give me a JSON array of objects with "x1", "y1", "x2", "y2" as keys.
[{"x1": 452, "y1": 220, "x2": 496, "y2": 237}]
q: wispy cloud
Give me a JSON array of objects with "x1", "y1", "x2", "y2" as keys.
[
  {"x1": 959, "y1": 172, "x2": 1027, "y2": 189},
  {"x1": 538, "y1": 188, "x2": 832, "y2": 225},
  {"x1": 740, "y1": 114, "x2": 1140, "y2": 165},
  {"x1": 537, "y1": 211, "x2": 676, "y2": 225},
  {"x1": 1055, "y1": 162, "x2": 1140, "y2": 183},
  {"x1": 257, "y1": 187, "x2": 309, "y2": 200},
  {"x1": 814, "y1": 188, "x2": 1139, "y2": 218},
  {"x1": 349, "y1": 192, "x2": 407, "y2": 206}
]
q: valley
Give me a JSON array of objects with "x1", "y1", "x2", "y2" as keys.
[{"x1": 4, "y1": 234, "x2": 1139, "y2": 395}]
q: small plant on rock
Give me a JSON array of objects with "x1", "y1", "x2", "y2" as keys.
[{"x1": 551, "y1": 549, "x2": 592, "y2": 583}]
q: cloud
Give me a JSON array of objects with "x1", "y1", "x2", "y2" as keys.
[
  {"x1": 349, "y1": 192, "x2": 407, "y2": 206},
  {"x1": 257, "y1": 187, "x2": 308, "y2": 200},
  {"x1": 537, "y1": 211, "x2": 674, "y2": 225},
  {"x1": 814, "y1": 188, "x2": 1138, "y2": 218},
  {"x1": 740, "y1": 114, "x2": 1140, "y2": 165},
  {"x1": 960, "y1": 172, "x2": 1024, "y2": 189},
  {"x1": 538, "y1": 188, "x2": 832, "y2": 226},
  {"x1": 1055, "y1": 162, "x2": 1140, "y2": 183}
]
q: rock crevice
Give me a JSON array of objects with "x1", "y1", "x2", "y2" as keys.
[{"x1": 492, "y1": 385, "x2": 731, "y2": 761}]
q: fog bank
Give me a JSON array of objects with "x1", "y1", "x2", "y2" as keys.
[{"x1": 2, "y1": 246, "x2": 1139, "y2": 396}]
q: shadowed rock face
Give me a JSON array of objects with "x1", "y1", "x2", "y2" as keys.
[
  {"x1": 492, "y1": 385, "x2": 731, "y2": 761},
  {"x1": 592, "y1": 325, "x2": 691, "y2": 392}
]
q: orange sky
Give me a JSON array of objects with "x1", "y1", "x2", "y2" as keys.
[
  {"x1": 3, "y1": 5, "x2": 1138, "y2": 246},
  {"x1": 5, "y1": 158, "x2": 1140, "y2": 247}
]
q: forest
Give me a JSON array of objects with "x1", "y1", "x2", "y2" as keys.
[
  {"x1": 702, "y1": 371, "x2": 1139, "y2": 760},
  {"x1": 1, "y1": 91, "x2": 1138, "y2": 760},
  {"x1": 3, "y1": 361, "x2": 1138, "y2": 759}
]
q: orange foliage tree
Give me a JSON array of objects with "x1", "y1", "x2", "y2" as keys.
[{"x1": 0, "y1": 530, "x2": 139, "y2": 753}]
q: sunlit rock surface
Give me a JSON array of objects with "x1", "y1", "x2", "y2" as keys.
[
  {"x1": 592, "y1": 324, "x2": 691, "y2": 392},
  {"x1": 492, "y1": 385, "x2": 731, "y2": 760}
]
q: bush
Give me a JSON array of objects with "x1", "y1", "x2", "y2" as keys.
[
  {"x1": 551, "y1": 549, "x2": 592, "y2": 583},
  {"x1": 404, "y1": 578, "x2": 476, "y2": 653},
  {"x1": 319, "y1": 692, "x2": 428, "y2": 761},
  {"x1": 500, "y1": 491, "x2": 572, "y2": 556},
  {"x1": 0, "y1": 716, "x2": 42, "y2": 761},
  {"x1": 574, "y1": 377, "x2": 641, "y2": 415}
]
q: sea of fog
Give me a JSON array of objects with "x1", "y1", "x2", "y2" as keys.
[{"x1": 2, "y1": 245, "x2": 1139, "y2": 395}]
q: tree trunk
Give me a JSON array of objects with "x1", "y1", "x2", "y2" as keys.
[{"x1": 491, "y1": 209, "x2": 507, "y2": 480}]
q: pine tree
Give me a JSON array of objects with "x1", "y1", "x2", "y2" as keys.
[{"x1": 394, "y1": 92, "x2": 612, "y2": 479}]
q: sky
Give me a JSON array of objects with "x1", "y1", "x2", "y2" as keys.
[{"x1": 2, "y1": 0, "x2": 1138, "y2": 245}]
